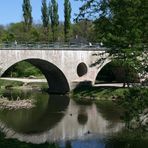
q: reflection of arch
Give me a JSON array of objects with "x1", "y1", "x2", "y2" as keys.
[
  {"x1": 77, "y1": 112, "x2": 88, "y2": 125},
  {"x1": 0, "y1": 94, "x2": 70, "y2": 134},
  {"x1": 2, "y1": 59, "x2": 70, "y2": 94}
]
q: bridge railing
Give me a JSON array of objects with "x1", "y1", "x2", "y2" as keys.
[{"x1": 0, "y1": 42, "x2": 107, "y2": 50}]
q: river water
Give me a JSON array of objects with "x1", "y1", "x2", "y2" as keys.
[{"x1": 0, "y1": 89, "x2": 147, "y2": 148}]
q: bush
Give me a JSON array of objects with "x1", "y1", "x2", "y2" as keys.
[
  {"x1": 116, "y1": 87, "x2": 148, "y2": 129},
  {"x1": 3, "y1": 61, "x2": 42, "y2": 78}
]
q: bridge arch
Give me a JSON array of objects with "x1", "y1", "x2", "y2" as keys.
[
  {"x1": 1, "y1": 58, "x2": 70, "y2": 94},
  {"x1": 92, "y1": 59, "x2": 111, "y2": 85},
  {"x1": 93, "y1": 59, "x2": 140, "y2": 84}
]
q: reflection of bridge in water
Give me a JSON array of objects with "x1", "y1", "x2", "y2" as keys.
[
  {"x1": 0, "y1": 98, "x2": 124, "y2": 144},
  {"x1": 0, "y1": 43, "x2": 110, "y2": 93}
]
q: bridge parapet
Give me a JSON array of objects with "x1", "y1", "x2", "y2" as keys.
[{"x1": 0, "y1": 42, "x2": 107, "y2": 51}]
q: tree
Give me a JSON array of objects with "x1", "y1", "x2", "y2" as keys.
[
  {"x1": 6, "y1": 22, "x2": 40, "y2": 42},
  {"x1": 64, "y1": 0, "x2": 71, "y2": 42},
  {"x1": 116, "y1": 87, "x2": 148, "y2": 130},
  {"x1": 41, "y1": 0, "x2": 49, "y2": 41},
  {"x1": 106, "y1": 0, "x2": 147, "y2": 86},
  {"x1": 22, "y1": 0, "x2": 33, "y2": 31},
  {"x1": 76, "y1": 0, "x2": 148, "y2": 86},
  {"x1": 72, "y1": 20, "x2": 93, "y2": 42},
  {"x1": 49, "y1": 0, "x2": 59, "y2": 41}
]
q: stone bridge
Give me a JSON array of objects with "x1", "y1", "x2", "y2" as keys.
[{"x1": 0, "y1": 45, "x2": 110, "y2": 93}]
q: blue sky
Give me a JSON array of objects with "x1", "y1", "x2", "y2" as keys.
[{"x1": 0, "y1": 0, "x2": 82, "y2": 25}]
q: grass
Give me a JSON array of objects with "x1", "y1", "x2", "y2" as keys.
[
  {"x1": 0, "y1": 79, "x2": 23, "y2": 88},
  {"x1": 71, "y1": 86, "x2": 128, "y2": 102},
  {"x1": 0, "y1": 80, "x2": 48, "y2": 95},
  {"x1": 25, "y1": 82, "x2": 48, "y2": 91}
]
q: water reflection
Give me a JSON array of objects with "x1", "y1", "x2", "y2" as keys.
[
  {"x1": 77, "y1": 108, "x2": 88, "y2": 125},
  {"x1": 0, "y1": 89, "x2": 124, "y2": 144}
]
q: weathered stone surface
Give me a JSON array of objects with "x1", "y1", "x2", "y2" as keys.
[{"x1": 0, "y1": 49, "x2": 110, "y2": 93}]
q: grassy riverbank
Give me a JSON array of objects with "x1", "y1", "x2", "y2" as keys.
[
  {"x1": 0, "y1": 79, "x2": 23, "y2": 88},
  {"x1": 71, "y1": 86, "x2": 128, "y2": 104},
  {"x1": 72, "y1": 86, "x2": 148, "y2": 131},
  {"x1": 0, "y1": 79, "x2": 48, "y2": 96},
  {"x1": 0, "y1": 97, "x2": 36, "y2": 110}
]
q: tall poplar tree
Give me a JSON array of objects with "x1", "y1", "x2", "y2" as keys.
[
  {"x1": 64, "y1": 0, "x2": 71, "y2": 42},
  {"x1": 22, "y1": 0, "x2": 32, "y2": 31},
  {"x1": 49, "y1": 0, "x2": 59, "y2": 41},
  {"x1": 41, "y1": 0, "x2": 49, "y2": 40}
]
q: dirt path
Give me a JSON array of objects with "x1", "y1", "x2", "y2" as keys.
[{"x1": 0, "y1": 77, "x2": 47, "y2": 83}]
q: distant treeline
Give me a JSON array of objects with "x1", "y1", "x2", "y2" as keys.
[
  {"x1": 0, "y1": 0, "x2": 96, "y2": 43},
  {"x1": 0, "y1": 20, "x2": 94, "y2": 43}
]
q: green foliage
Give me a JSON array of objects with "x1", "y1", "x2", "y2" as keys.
[
  {"x1": 1, "y1": 32, "x2": 15, "y2": 42},
  {"x1": 0, "y1": 21, "x2": 94, "y2": 43},
  {"x1": 106, "y1": 130, "x2": 148, "y2": 148},
  {"x1": 41, "y1": 0, "x2": 49, "y2": 28},
  {"x1": 72, "y1": 20, "x2": 94, "y2": 42},
  {"x1": 0, "y1": 1, "x2": 96, "y2": 43},
  {"x1": 96, "y1": 60, "x2": 139, "y2": 84},
  {"x1": 76, "y1": 0, "x2": 148, "y2": 82},
  {"x1": 41, "y1": 0, "x2": 49, "y2": 41},
  {"x1": 75, "y1": 0, "x2": 106, "y2": 21},
  {"x1": 72, "y1": 86, "x2": 127, "y2": 101},
  {"x1": 64, "y1": 0, "x2": 71, "y2": 42},
  {"x1": 96, "y1": 100, "x2": 124, "y2": 121},
  {"x1": 22, "y1": 0, "x2": 33, "y2": 31},
  {"x1": 0, "y1": 79, "x2": 23, "y2": 88},
  {"x1": 3, "y1": 61, "x2": 42, "y2": 78},
  {"x1": 102, "y1": 0, "x2": 147, "y2": 52},
  {"x1": 0, "y1": 23, "x2": 52, "y2": 42},
  {"x1": 49, "y1": 0, "x2": 59, "y2": 41},
  {"x1": 1, "y1": 22, "x2": 39, "y2": 42},
  {"x1": 116, "y1": 88, "x2": 148, "y2": 128}
]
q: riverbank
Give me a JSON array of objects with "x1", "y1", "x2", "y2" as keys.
[
  {"x1": 71, "y1": 85, "x2": 127, "y2": 104},
  {"x1": 71, "y1": 86, "x2": 148, "y2": 131},
  {"x1": 0, "y1": 97, "x2": 36, "y2": 110},
  {"x1": 0, "y1": 79, "x2": 47, "y2": 110},
  {"x1": 0, "y1": 79, "x2": 48, "y2": 91},
  {"x1": 0, "y1": 79, "x2": 23, "y2": 89}
]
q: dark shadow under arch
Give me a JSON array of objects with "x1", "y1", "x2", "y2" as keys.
[
  {"x1": 2, "y1": 58, "x2": 70, "y2": 94},
  {"x1": 95, "y1": 61, "x2": 140, "y2": 84}
]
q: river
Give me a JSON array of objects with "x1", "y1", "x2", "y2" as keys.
[{"x1": 0, "y1": 88, "x2": 147, "y2": 148}]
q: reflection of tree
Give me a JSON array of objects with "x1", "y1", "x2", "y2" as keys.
[
  {"x1": 116, "y1": 88, "x2": 148, "y2": 130},
  {"x1": 105, "y1": 130, "x2": 148, "y2": 148},
  {"x1": 96, "y1": 100, "x2": 123, "y2": 122}
]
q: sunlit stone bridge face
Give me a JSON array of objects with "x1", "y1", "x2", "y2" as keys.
[{"x1": 0, "y1": 43, "x2": 109, "y2": 93}]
